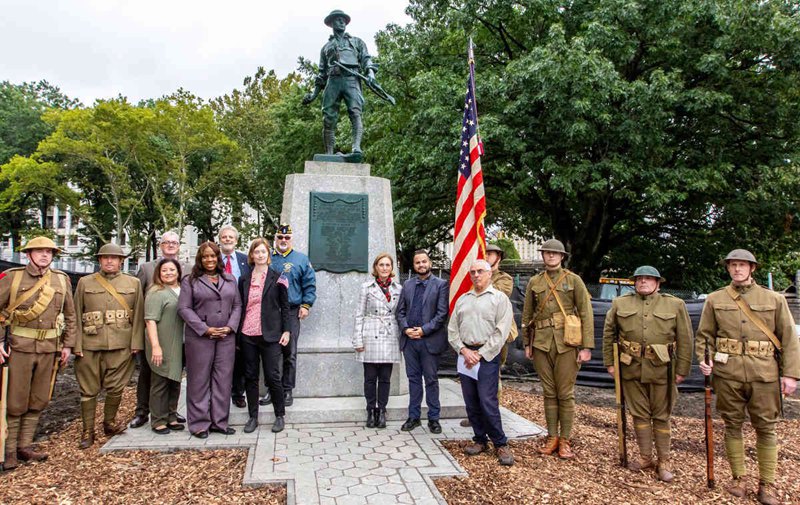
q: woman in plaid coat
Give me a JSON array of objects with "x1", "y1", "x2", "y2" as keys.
[{"x1": 353, "y1": 253, "x2": 402, "y2": 429}]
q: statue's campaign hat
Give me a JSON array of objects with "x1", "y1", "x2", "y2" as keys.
[{"x1": 325, "y1": 9, "x2": 351, "y2": 27}]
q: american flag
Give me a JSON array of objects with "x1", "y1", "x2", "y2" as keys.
[
  {"x1": 277, "y1": 272, "x2": 289, "y2": 289},
  {"x1": 449, "y1": 40, "x2": 487, "y2": 313}
]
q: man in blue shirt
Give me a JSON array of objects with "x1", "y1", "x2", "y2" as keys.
[
  {"x1": 396, "y1": 250, "x2": 449, "y2": 434},
  {"x1": 266, "y1": 223, "x2": 316, "y2": 406},
  {"x1": 219, "y1": 225, "x2": 251, "y2": 409}
]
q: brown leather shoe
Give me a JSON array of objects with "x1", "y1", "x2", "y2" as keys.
[
  {"x1": 103, "y1": 421, "x2": 126, "y2": 436},
  {"x1": 726, "y1": 477, "x2": 746, "y2": 498},
  {"x1": 459, "y1": 419, "x2": 471, "y2": 428},
  {"x1": 657, "y1": 461, "x2": 674, "y2": 482},
  {"x1": 558, "y1": 438, "x2": 575, "y2": 459},
  {"x1": 464, "y1": 442, "x2": 489, "y2": 456},
  {"x1": 79, "y1": 430, "x2": 95, "y2": 450},
  {"x1": 537, "y1": 436, "x2": 559, "y2": 455},
  {"x1": 2, "y1": 452, "x2": 19, "y2": 471},
  {"x1": 17, "y1": 447, "x2": 48, "y2": 462},
  {"x1": 628, "y1": 457, "x2": 656, "y2": 471},
  {"x1": 757, "y1": 482, "x2": 779, "y2": 505},
  {"x1": 497, "y1": 445, "x2": 515, "y2": 466}
]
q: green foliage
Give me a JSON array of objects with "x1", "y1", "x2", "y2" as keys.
[{"x1": 491, "y1": 238, "x2": 520, "y2": 261}]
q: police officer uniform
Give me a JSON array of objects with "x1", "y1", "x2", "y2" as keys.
[
  {"x1": 695, "y1": 249, "x2": 799, "y2": 504},
  {"x1": 0, "y1": 236, "x2": 76, "y2": 470},
  {"x1": 602, "y1": 266, "x2": 692, "y2": 482},
  {"x1": 521, "y1": 239, "x2": 593, "y2": 458},
  {"x1": 73, "y1": 243, "x2": 144, "y2": 448}
]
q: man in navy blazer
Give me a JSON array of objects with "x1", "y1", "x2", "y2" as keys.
[
  {"x1": 219, "y1": 225, "x2": 252, "y2": 409},
  {"x1": 396, "y1": 249, "x2": 449, "y2": 433}
]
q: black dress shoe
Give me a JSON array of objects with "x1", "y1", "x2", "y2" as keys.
[
  {"x1": 167, "y1": 422, "x2": 185, "y2": 431},
  {"x1": 175, "y1": 414, "x2": 186, "y2": 423},
  {"x1": 284, "y1": 390, "x2": 293, "y2": 406},
  {"x1": 129, "y1": 415, "x2": 148, "y2": 429},
  {"x1": 233, "y1": 397, "x2": 247, "y2": 409},
  {"x1": 401, "y1": 418, "x2": 421, "y2": 432},
  {"x1": 152, "y1": 426, "x2": 170, "y2": 435},
  {"x1": 193, "y1": 430, "x2": 208, "y2": 439},
  {"x1": 244, "y1": 417, "x2": 259, "y2": 433},
  {"x1": 428, "y1": 419, "x2": 442, "y2": 434},
  {"x1": 271, "y1": 416, "x2": 285, "y2": 433},
  {"x1": 209, "y1": 426, "x2": 236, "y2": 435},
  {"x1": 258, "y1": 392, "x2": 272, "y2": 406}
]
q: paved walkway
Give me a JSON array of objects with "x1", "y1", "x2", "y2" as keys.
[{"x1": 102, "y1": 380, "x2": 544, "y2": 504}]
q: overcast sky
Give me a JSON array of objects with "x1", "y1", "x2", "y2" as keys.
[{"x1": 2, "y1": 0, "x2": 412, "y2": 105}]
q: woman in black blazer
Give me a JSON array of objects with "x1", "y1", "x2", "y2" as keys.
[{"x1": 237, "y1": 238, "x2": 291, "y2": 433}]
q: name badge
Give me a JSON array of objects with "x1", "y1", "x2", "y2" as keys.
[{"x1": 714, "y1": 352, "x2": 729, "y2": 364}]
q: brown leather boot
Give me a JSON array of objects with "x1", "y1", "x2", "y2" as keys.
[
  {"x1": 757, "y1": 482, "x2": 779, "y2": 505},
  {"x1": 628, "y1": 457, "x2": 656, "y2": 471},
  {"x1": 464, "y1": 442, "x2": 489, "y2": 456},
  {"x1": 537, "y1": 436, "x2": 559, "y2": 455},
  {"x1": 558, "y1": 438, "x2": 575, "y2": 459},
  {"x1": 79, "y1": 429, "x2": 95, "y2": 450},
  {"x1": 2, "y1": 451, "x2": 19, "y2": 471},
  {"x1": 79, "y1": 397, "x2": 97, "y2": 450},
  {"x1": 497, "y1": 445, "x2": 515, "y2": 466},
  {"x1": 103, "y1": 421, "x2": 126, "y2": 436},
  {"x1": 657, "y1": 460, "x2": 674, "y2": 482},
  {"x1": 726, "y1": 477, "x2": 746, "y2": 498},
  {"x1": 17, "y1": 447, "x2": 48, "y2": 462}
]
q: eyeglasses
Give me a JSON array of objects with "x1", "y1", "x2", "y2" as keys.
[
  {"x1": 468, "y1": 269, "x2": 488, "y2": 276},
  {"x1": 275, "y1": 235, "x2": 292, "y2": 240},
  {"x1": 161, "y1": 241, "x2": 180, "y2": 246}
]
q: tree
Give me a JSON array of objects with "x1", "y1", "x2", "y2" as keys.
[{"x1": 370, "y1": 0, "x2": 800, "y2": 288}]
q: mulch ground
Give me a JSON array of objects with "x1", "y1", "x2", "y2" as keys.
[
  {"x1": 2, "y1": 387, "x2": 285, "y2": 505},
  {"x1": 435, "y1": 383, "x2": 800, "y2": 505}
]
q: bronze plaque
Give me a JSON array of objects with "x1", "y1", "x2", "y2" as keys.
[{"x1": 309, "y1": 192, "x2": 369, "y2": 273}]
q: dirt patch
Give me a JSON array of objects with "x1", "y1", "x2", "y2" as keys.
[{"x1": 435, "y1": 380, "x2": 799, "y2": 505}]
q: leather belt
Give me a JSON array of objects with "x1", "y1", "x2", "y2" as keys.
[
  {"x1": 534, "y1": 318, "x2": 554, "y2": 330},
  {"x1": 620, "y1": 338, "x2": 674, "y2": 359},
  {"x1": 716, "y1": 337, "x2": 774, "y2": 357},
  {"x1": 11, "y1": 325, "x2": 58, "y2": 340}
]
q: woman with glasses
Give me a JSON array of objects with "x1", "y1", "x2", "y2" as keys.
[
  {"x1": 178, "y1": 241, "x2": 242, "y2": 438},
  {"x1": 353, "y1": 253, "x2": 402, "y2": 428}
]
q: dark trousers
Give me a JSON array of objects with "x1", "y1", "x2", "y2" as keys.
[
  {"x1": 363, "y1": 363, "x2": 393, "y2": 410},
  {"x1": 149, "y1": 372, "x2": 180, "y2": 428},
  {"x1": 242, "y1": 335, "x2": 285, "y2": 418},
  {"x1": 460, "y1": 353, "x2": 507, "y2": 447},
  {"x1": 135, "y1": 352, "x2": 151, "y2": 417},
  {"x1": 403, "y1": 338, "x2": 441, "y2": 420},
  {"x1": 232, "y1": 345, "x2": 246, "y2": 401},
  {"x1": 281, "y1": 307, "x2": 301, "y2": 391}
]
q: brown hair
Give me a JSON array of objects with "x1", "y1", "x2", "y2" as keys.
[
  {"x1": 247, "y1": 237, "x2": 271, "y2": 266},
  {"x1": 191, "y1": 241, "x2": 224, "y2": 279},
  {"x1": 151, "y1": 258, "x2": 183, "y2": 290},
  {"x1": 371, "y1": 253, "x2": 394, "y2": 279}
]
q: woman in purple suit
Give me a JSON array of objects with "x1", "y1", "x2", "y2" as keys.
[{"x1": 178, "y1": 241, "x2": 242, "y2": 438}]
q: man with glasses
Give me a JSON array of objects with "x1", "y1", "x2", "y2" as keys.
[
  {"x1": 129, "y1": 231, "x2": 191, "y2": 428},
  {"x1": 218, "y1": 225, "x2": 251, "y2": 410},
  {"x1": 266, "y1": 224, "x2": 316, "y2": 407},
  {"x1": 448, "y1": 259, "x2": 514, "y2": 466}
]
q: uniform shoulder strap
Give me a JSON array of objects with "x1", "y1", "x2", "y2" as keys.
[
  {"x1": 725, "y1": 285, "x2": 782, "y2": 351},
  {"x1": 92, "y1": 273, "x2": 132, "y2": 313}
]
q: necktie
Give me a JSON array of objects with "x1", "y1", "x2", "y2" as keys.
[{"x1": 225, "y1": 255, "x2": 232, "y2": 274}]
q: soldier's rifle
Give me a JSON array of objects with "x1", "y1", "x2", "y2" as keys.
[
  {"x1": 612, "y1": 339, "x2": 627, "y2": 467},
  {"x1": 703, "y1": 344, "x2": 715, "y2": 488},
  {"x1": 332, "y1": 61, "x2": 396, "y2": 105}
]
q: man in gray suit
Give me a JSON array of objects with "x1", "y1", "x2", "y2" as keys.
[
  {"x1": 396, "y1": 249, "x2": 449, "y2": 434},
  {"x1": 129, "y1": 231, "x2": 189, "y2": 429}
]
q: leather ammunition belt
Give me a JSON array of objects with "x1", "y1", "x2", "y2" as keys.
[
  {"x1": 81, "y1": 310, "x2": 130, "y2": 325},
  {"x1": 619, "y1": 338, "x2": 674, "y2": 359},
  {"x1": 716, "y1": 338, "x2": 774, "y2": 357},
  {"x1": 11, "y1": 325, "x2": 59, "y2": 340},
  {"x1": 534, "y1": 318, "x2": 555, "y2": 330}
]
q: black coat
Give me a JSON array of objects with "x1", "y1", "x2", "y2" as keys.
[{"x1": 237, "y1": 269, "x2": 290, "y2": 343}]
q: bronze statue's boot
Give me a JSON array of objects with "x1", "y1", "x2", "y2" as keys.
[
  {"x1": 757, "y1": 482, "x2": 779, "y2": 505},
  {"x1": 726, "y1": 477, "x2": 746, "y2": 498},
  {"x1": 558, "y1": 438, "x2": 575, "y2": 459},
  {"x1": 536, "y1": 436, "x2": 559, "y2": 455},
  {"x1": 630, "y1": 420, "x2": 655, "y2": 471},
  {"x1": 79, "y1": 397, "x2": 97, "y2": 449},
  {"x1": 350, "y1": 114, "x2": 363, "y2": 153},
  {"x1": 323, "y1": 127, "x2": 336, "y2": 154},
  {"x1": 102, "y1": 393, "x2": 125, "y2": 436},
  {"x1": 17, "y1": 411, "x2": 46, "y2": 461}
]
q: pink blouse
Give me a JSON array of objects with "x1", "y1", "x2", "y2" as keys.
[{"x1": 241, "y1": 271, "x2": 267, "y2": 336}]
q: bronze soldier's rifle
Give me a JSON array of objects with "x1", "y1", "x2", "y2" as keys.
[
  {"x1": 703, "y1": 344, "x2": 715, "y2": 488},
  {"x1": 332, "y1": 61, "x2": 396, "y2": 105},
  {"x1": 613, "y1": 339, "x2": 627, "y2": 467}
]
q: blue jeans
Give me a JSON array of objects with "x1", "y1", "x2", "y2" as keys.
[
  {"x1": 460, "y1": 353, "x2": 507, "y2": 447},
  {"x1": 403, "y1": 338, "x2": 440, "y2": 420}
]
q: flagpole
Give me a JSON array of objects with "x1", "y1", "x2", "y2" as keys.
[{"x1": 468, "y1": 37, "x2": 483, "y2": 155}]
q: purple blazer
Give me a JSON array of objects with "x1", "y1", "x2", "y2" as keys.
[{"x1": 178, "y1": 273, "x2": 242, "y2": 339}]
